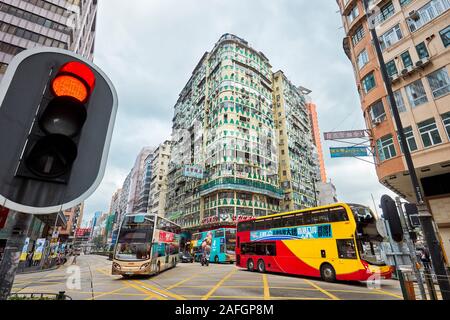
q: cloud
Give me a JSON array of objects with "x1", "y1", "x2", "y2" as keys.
[{"x1": 82, "y1": 0, "x2": 396, "y2": 223}]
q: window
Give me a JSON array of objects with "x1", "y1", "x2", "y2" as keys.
[
  {"x1": 347, "y1": 5, "x2": 359, "y2": 24},
  {"x1": 393, "y1": 90, "x2": 407, "y2": 113},
  {"x1": 386, "y1": 60, "x2": 398, "y2": 77},
  {"x1": 400, "y1": 0, "x2": 412, "y2": 6},
  {"x1": 352, "y1": 25, "x2": 365, "y2": 45},
  {"x1": 406, "y1": 79, "x2": 428, "y2": 107},
  {"x1": 416, "y1": 42, "x2": 429, "y2": 59},
  {"x1": 377, "y1": 134, "x2": 396, "y2": 161},
  {"x1": 377, "y1": 1, "x2": 395, "y2": 23},
  {"x1": 418, "y1": 118, "x2": 442, "y2": 147},
  {"x1": 362, "y1": 72, "x2": 376, "y2": 93},
  {"x1": 357, "y1": 49, "x2": 369, "y2": 69},
  {"x1": 379, "y1": 24, "x2": 403, "y2": 50},
  {"x1": 369, "y1": 100, "x2": 386, "y2": 122},
  {"x1": 241, "y1": 243, "x2": 276, "y2": 256},
  {"x1": 337, "y1": 239, "x2": 357, "y2": 259},
  {"x1": 407, "y1": 0, "x2": 450, "y2": 32},
  {"x1": 440, "y1": 25, "x2": 450, "y2": 47},
  {"x1": 401, "y1": 51, "x2": 413, "y2": 69},
  {"x1": 442, "y1": 112, "x2": 450, "y2": 139},
  {"x1": 398, "y1": 126, "x2": 418, "y2": 153},
  {"x1": 426, "y1": 67, "x2": 450, "y2": 99}
]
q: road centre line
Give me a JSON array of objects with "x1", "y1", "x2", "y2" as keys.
[{"x1": 304, "y1": 279, "x2": 340, "y2": 300}]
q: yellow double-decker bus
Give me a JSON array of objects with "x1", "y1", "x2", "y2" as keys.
[
  {"x1": 112, "y1": 213, "x2": 181, "y2": 277},
  {"x1": 236, "y1": 203, "x2": 393, "y2": 282}
]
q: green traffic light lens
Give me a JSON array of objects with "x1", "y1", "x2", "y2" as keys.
[
  {"x1": 25, "y1": 134, "x2": 78, "y2": 178},
  {"x1": 39, "y1": 96, "x2": 87, "y2": 137}
]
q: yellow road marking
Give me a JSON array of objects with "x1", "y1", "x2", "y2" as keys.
[
  {"x1": 304, "y1": 279, "x2": 340, "y2": 300},
  {"x1": 263, "y1": 274, "x2": 270, "y2": 300},
  {"x1": 269, "y1": 287, "x2": 318, "y2": 292},
  {"x1": 201, "y1": 268, "x2": 237, "y2": 300},
  {"x1": 126, "y1": 281, "x2": 165, "y2": 300},
  {"x1": 87, "y1": 287, "x2": 126, "y2": 300},
  {"x1": 166, "y1": 274, "x2": 198, "y2": 290},
  {"x1": 374, "y1": 289, "x2": 403, "y2": 299},
  {"x1": 132, "y1": 279, "x2": 186, "y2": 300}
]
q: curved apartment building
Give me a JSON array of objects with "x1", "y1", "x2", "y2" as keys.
[{"x1": 337, "y1": 0, "x2": 450, "y2": 259}]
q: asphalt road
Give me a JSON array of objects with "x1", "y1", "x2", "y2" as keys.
[{"x1": 11, "y1": 254, "x2": 404, "y2": 300}]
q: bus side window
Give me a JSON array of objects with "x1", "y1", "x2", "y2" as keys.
[{"x1": 337, "y1": 239, "x2": 357, "y2": 259}]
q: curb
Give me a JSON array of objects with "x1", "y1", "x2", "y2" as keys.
[{"x1": 17, "y1": 264, "x2": 62, "y2": 275}]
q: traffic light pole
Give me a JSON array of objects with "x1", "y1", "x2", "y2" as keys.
[
  {"x1": 396, "y1": 197, "x2": 427, "y2": 300},
  {"x1": 0, "y1": 211, "x2": 32, "y2": 300},
  {"x1": 363, "y1": 0, "x2": 450, "y2": 299}
]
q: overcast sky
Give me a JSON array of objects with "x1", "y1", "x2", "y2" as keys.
[{"x1": 82, "y1": 0, "x2": 397, "y2": 225}]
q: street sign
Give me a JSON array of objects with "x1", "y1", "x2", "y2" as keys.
[
  {"x1": 324, "y1": 130, "x2": 367, "y2": 140},
  {"x1": 0, "y1": 48, "x2": 118, "y2": 214},
  {"x1": 183, "y1": 165, "x2": 204, "y2": 179},
  {"x1": 330, "y1": 147, "x2": 368, "y2": 158}
]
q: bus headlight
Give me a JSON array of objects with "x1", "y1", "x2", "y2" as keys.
[
  {"x1": 140, "y1": 263, "x2": 150, "y2": 270},
  {"x1": 113, "y1": 263, "x2": 121, "y2": 270}
]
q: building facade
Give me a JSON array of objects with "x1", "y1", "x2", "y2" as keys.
[
  {"x1": 0, "y1": 0, "x2": 98, "y2": 80},
  {"x1": 148, "y1": 140, "x2": 172, "y2": 216},
  {"x1": 166, "y1": 34, "x2": 322, "y2": 231},
  {"x1": 337, "y1": 0, "x2": 450, "y2": 259},
  {"x1": 273, "y1": 71, "x2": 321, "y2": 211},
  {"x1": 58, "y1": 203, "x2": 84, "y2": 242},
  {"x1": 127, "y1": 147, "x2": 153, "y2": 213}
]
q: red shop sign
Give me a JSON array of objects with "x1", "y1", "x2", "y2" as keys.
[{"x1": 159, "y1": 231, "x2": 175, "y2": 243}]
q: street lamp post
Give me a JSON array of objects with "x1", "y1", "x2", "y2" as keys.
[{"x1": 362, "y1": 0, "x2": 450, "y2": 299}]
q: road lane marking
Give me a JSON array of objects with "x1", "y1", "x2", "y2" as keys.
[
  {"x1": 374, "y1": 289, "x2": 403, "y2": 299},
  {"x1": 132, "y1": 279, "x2": 186, "y2": 300},
  {"x1": 201, "y1": 268, "x2": 237, "y2": 300},
  {"x1": 87, "y1": 287, "x2": 127, "y2": 300},
  {"x1": 126, "y1": 281, "x2": 165, "y2": 300},
  {"x1": 304, "y1": 279, "x2": 340, "y2": 300},
  {"x1": 166, "y1": 274, "x2": 198, "y2": 290},
  {"x1": 263, "y1": 274, "x2": 270, "y2": 300}
]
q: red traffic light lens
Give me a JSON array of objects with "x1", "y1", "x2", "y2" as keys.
[{"x1": 51, "y1": 61, "x2": 96, "y2": 103}]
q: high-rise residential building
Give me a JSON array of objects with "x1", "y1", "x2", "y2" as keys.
[
  {"x1": 307, "y1": 102, "x2": 327, "y2": 183},
  {"x1": 337, "y1": 0, "x2": 450, "y2": 259},
  {"x1": 166, "y1": 34, "x2": 321, "y2": 231},
  {"x1": 135, "y1": 153, "x2": 153, "y2": 213},
  {"x1": 148, "y1": 140, "x2": 172, "y2": 216},
  {"x1": 0, "y1": 0, "x2": 98, "y2": 81},
  {"x1": 58, "y1": 203, "x2": 84, "y2": 242},
  {"x1": 127, "y1": 147, "x2": 153, "y2": 213},
  {"x1": 273, "y1": 71, "x2": 320, "y2": 211}
]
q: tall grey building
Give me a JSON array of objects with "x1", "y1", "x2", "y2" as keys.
[{"x1": 0, "y1": 0, "x2": 98, "y2": 80}]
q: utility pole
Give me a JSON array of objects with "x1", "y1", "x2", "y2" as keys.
[
  {"x1": 0, "y1": 212, "x2": 33, "y2": 300},
  {"x1": 362, "y1": 0, "x2": 450, "y2": 299}
]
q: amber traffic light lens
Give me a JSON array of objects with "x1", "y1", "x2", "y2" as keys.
[
  {"x1": 52, "y1": 75, "x2": 89, "y2": 103},
  {"x1": 39, "y1": 97, "x2": 87, "y2": 137}
]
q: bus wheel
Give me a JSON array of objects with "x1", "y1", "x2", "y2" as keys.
[
  {"x1": 247, "y1": 259, "x2": 255, "y2": 271},
  {"x1": 257, "y1": 259, "x2": 266, "y2": 273},
  {"x1": 214, "y1": 256, "x2": 219, "y2": 264},
  {"x1": 320, "y1": 263, "x2": 336, "y2": 282}
]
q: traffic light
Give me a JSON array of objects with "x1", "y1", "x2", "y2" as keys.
[
  {"x1": 380, "y1": 195, "x2": 403, "y2": 242},
  {"x1": 404, "y1": 203, "x2": 421, "y2": 228},
  {"x1": 0, "y1": 48, "x2": 118, "y2": 214}
]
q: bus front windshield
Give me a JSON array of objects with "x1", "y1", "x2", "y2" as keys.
[
  {"x1": 115, "y1": 215, "x2": 154, "y2": 261},
  {"x1": 350, "y1": 205, "x2": 386, "y2": 266}
]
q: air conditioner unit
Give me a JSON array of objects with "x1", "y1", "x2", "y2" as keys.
[
  {"x1": 409, "y1": 10, "x2": 420, "y2": 21},
  {"x1": 372, "y1": 118, "x2": 383, "y2": 126},
  {"x1": 415, "y1": 57, "x2": 430, "y2": 68}
]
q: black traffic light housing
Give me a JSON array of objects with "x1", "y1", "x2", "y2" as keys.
[
  {"x1": 404, "y1": 203, "x2": 421, "y2": 228},
  {"x1": 16, "y1": 61, "x2": 96, "y2": 184},
  {"x1": 380, "y1": 195, "x2": 404, "y2": 243},
  {"x1": 0, "y1": 48, "x2": 117, "y2": 215}
]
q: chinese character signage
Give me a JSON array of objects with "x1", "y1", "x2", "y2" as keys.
[
  {"x1": 159, "y1": 231, "x2": 175, "y2": 243},
  {"x1": 330, "y1": 147, "x2": 368, "y2": 158},
  {"x1": 324, "y1": 130, "x2": 367, "y2": 140},
  {"x1": 183, "y1": 165, "x2": 204, "y2": 179},
  {"x1": 250, "y1": 225, "x2": 332, "y2": 241}
]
